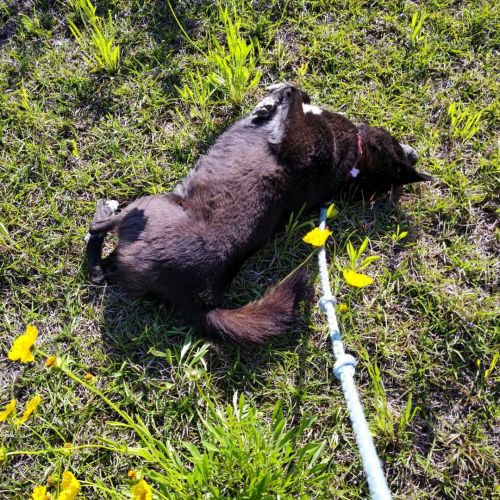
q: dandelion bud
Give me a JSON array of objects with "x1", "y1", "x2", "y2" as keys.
[
  {"x1": 338, "y1": 303, "x2": 349, "y2": 314},
  {"x1": 128, "y1": 469, "x2": 142, "y2": 481},
  {"x1": 45, "y1": 356, "x2": 62, "y2": 370},
  {"x1": 0, "y1": 446, "x2": 7, "y2": 465},
  {"x1": 186, "y1": 368, "x2": 202, "y2": 381}
]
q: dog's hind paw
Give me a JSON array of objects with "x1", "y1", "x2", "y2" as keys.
[{"x1": 105, "y1": 200, "x2": 119, "y2": 213}]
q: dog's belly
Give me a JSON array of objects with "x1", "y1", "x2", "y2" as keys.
[
  {"x1": 176, "y1": 122, "x2": 291, "y2": 255},
  {"x1": 110, "y1": 112, "x2": 334, "y2": 304}
]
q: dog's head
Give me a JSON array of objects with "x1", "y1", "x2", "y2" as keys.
[{"x1": 350, "y1": 125, "x2": 432, "y2": 196}]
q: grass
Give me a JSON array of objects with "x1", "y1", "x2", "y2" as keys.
[
  {"x1": 0, "y1": 0, "x2": 498, "y2": 498},
  {"x1": 67, "y1": 0, "x2": 121, "y2": 74}
]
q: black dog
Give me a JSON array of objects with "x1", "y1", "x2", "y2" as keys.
[{"x1": 86, "y1": 84, "x2": 431, "y2": 343}]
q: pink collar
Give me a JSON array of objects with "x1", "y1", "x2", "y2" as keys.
[
  {"x1": 356, "y1": 131, "x2": 363, "y2": 156},
  {"x1": 347, "y1": 131, "x2": 363, "y2": 180}
]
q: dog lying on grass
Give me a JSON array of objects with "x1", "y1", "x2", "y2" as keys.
[{"x1": 86, "y1": 83, "x2": 431, "y2": 343}]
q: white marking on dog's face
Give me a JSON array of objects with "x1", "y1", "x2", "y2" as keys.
[
  {"x1": 350, "y1": 166, "x2": 360, "y2": 178},
  {"x1": 400, "y1": 143, "x2": 418, "y2": 164},
  {"x1": 302, "y1": 104, "x2": 323, "y2": 115},
  {"x1": 400, "y1": 143, "x2": 415, "y2": 156}
]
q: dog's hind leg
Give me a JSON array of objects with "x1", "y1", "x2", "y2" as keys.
[
  {"x1": 87, "y1": 233, "x2": 107, "y2": 283},
  {"x1": 88, "y1": 199, "x2": 121, "y2": 235},
  {"x1": 86, "y1": 200, "x2": 121, "y2": 284}
]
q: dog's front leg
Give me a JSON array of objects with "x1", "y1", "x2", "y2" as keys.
[{"x1": 266, "y1": 84, "x2": 333, "y2": 169}]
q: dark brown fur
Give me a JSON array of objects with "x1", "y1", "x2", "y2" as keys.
[{"x1": 86, "y1": 84, "x2": 431, "y2": 343}]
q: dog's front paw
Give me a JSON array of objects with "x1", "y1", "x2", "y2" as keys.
[
  {"x1": 253, "y1": 84, "x2": 311, "y2": 119},
  {"x1": 252, "y1": 95, "x2": 278, "y2": 118},
  {"x1": 266, "y1": 82, "x2": 293, "y2": 93}
]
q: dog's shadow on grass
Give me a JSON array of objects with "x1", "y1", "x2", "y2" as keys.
[{"x1": 94, "y1": 249, "x2": 315, "y2": 393}]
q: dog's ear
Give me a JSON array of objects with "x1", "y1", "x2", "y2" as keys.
[
  {"x1": 400, "y1": 166, "x2": 434, "y2": 185},
  {"x1": 416, "y1": 171, "x2": 434, "y2": 182}
]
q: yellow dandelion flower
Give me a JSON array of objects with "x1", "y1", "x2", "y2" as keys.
[
  {"x1": 58, "y1": 471, "x2": 81, "y2": 500},
  {"x1": 31, "y1": 485, "x2": 51, "y2": 500},
  {"x1": 84, "y1": 373, "x2": 93, "y2": 381},
  {"x1": 131, "y1": 479, "x2": 152, "y2": 500},
  {"x1": 8, "y1": 324, "x2": 38, "y2": 363},
  {"x1": 16, "y1": 395, "x2": 42, "y2": 427},
  {"x1": 303, "y1": 227, "x2": 332, "y2": 247},
  {"x1": 0, "y1": 399, "x2": 16, "y2": 422},
  {"x1": 343, "y1": 269, "x2": 374, "y2": 288},
  {"x1": 128, "y1": 470, "x2": 138, "y2": 481},
  {"x1": 338, "y1": 303, "x2": 349, "y2": 314}
]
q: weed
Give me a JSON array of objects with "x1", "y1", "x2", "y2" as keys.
[
  {"x1": 345, "y1": 237, "x2": 380, "y2": 271},
  {"x1": 409, "y1": 10, "x2": 428, "y2": 45},
  {"x1": 151, "y1": 336, "x2": 210, "y2": 385},
  {"x1": 0, "y1": 222, "x2": 9, "y2": 242},
  {"x1": 177, "y1": 69, "x2": 215, "y2": 124},
  {"x1": 173, "y1": 4, "x2": 261, "y2": 114},
  {"x1": 67, "y1": 0, "x2": 120, "y2": 73},
  {"x1": 207, "y1": 6, "x2": 261, "y2": 105},
  {"x1": 483, "y1": 352, "x2": 498, "y2": 382},
  {"x1": 19, "y1": 10, "x2": 46, "y2": 39},
  {"x1": 390, "y1": 225, "x2": 409, "y2": 243},
  {"x1": 176, "y1": 393, "x2": 329, "y2": 498},
  {"x1": 18, "y1": 86, "x2": 31, "y2": 111},
  {"x1": 363, "y1": 351, "x2": 419, "y2": 444},
  {"x1": 284, "y1": 204, "x2": 314, "y2": 246},
  {"x1": 67, "y1": 0, "x2": 97, "y2": 23},
  {"x1": 447, "y1": 101, "x2": 484, "y2": 141}
]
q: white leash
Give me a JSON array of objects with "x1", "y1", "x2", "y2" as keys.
[{"x1": 317, "y1": 208, "x2": 392, "y2": 500}]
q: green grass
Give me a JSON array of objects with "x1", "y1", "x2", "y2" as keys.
[
  {"x1": 67, "y1": 0, "x2": 121, "y2": 73},
  {"x1": 0, "y1": 0, "x2": 498, "y2": 498}
]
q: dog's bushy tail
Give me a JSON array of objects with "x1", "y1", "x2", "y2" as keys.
[
  {"x1": 198, "y1": 268, "x2": 310, "y2": 343},
  {"x1": 86, "y1": 200, "x2": 122, "y2": 284}
]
